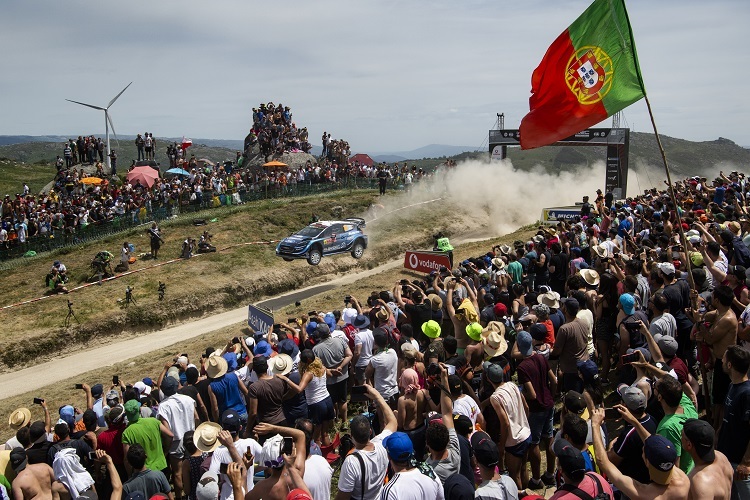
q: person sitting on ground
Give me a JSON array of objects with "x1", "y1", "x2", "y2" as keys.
[{"x1": 197, "y1": 231, "x2": 216, "y2": 253}]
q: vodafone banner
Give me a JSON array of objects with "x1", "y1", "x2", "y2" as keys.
[{"x1": 404, "y1": 251, "x2": 451, "y2": 274}]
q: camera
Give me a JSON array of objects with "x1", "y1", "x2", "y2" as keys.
[
  {"x1": 344, "y1": 295, "x2": 351, "y2": 304},
  {"x1": 427, "y1": 363, "x2": 441, "y2": 377},
  {"x1": 400, "y1": 279, "x2": 409, "y2": 286},
  {"x1": 624, "y1": 322, "x2": 641, "y2": 333}
]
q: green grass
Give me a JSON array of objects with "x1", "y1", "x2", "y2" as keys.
[{"x1": 0, "y1": 159, "x2": 57, "y2": 196}]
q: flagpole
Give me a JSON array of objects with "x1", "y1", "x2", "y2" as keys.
[{"x1": 642, "y1": 94, "x2": 696, "y2": 290}]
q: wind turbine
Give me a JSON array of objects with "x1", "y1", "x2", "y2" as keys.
[{"x1": 66, "y1": 82, "x2": 132, "y2": 174}]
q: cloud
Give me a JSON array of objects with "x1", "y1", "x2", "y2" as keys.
[{"x1": 0, "y1": 0, "x2": 748, "y2": 152}]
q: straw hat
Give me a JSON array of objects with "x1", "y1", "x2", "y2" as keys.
[
  {"x1": 491, "y1": 257, "x2": 506, "y2": 270},
  {"x1": 194, "y1": 422, "x2": 223, "y2": 453},
  {"x1": 270, "y1": 353, "x2": 294, "y2": 376},
  {"x1": 9, "y1": 408, "x2": 31, "y2": 429},
  {"x1": 592, "y1": 243, "x2": 608, "y2": 259},
  {"x1": 426, "y1": 294, "x2": 443, "y2": 311},
  {"x1": 205, "y1": 355, "x2": 228, "y2": 379},
  {"x1": 482, "y1": 328, "x2": 508, "y2": 358},
  {"x1": 498, "y1": 244, "x2": 512, "y2": 255},
  {"x1": 537, "y1": 291, "x2": 561, "y2": 309},
  {"x1": 580, "y1": 269, "x2": 600, "y2": 287}
]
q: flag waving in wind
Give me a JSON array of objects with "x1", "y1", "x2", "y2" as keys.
[
  {"x1": 519, "y1": 0, "x2": 646, "y2": 150},
  {"x1": 181, "y1": 136, "x2": 193, "y2": 150}
]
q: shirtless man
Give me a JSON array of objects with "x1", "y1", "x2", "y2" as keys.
[
  {"x1": 246, "y1": 423, "x2": 307, "y2": 500},
  {"x1": 10, "y1": 448, "x2": 57, "y2": 500},
  {"x1": 681, "y1": 419, "x2": 733, "y2": 499},
  {"x1": 591, "y1": 408, "x2": 691, "y2": 499},
  {"x1": 694, "y1": 285, "x2": 738, "y2": 428}
]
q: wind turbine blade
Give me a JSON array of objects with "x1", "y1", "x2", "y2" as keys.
[
  {"x1": 66, "y1": 99, "x2": 105, "y2": 111},
  {"x1": 107, "y1": 82, "x2": 132, "y2": 109},
  {"x1": 106, "y1": 112, "x2": 120, "y2": 147}
]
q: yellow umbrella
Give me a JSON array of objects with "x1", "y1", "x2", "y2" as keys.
[
  {"x1": 262, "y1": 160, "x2": 288, "y2": 169},
  {"x1": 80, "y1": 177, "x2": 103, "y2": 185}
]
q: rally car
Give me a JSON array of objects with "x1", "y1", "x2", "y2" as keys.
[{"x1": 276, "y1": 218, "x2": 368, "y2": 265}]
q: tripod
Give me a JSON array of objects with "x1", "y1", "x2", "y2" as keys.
[
  {"x1": 64, "y1": 300, "x2": 79, "y2": 327},
  {"x1": 125, "y1": 286, "x2": 137, "y2": 308}
]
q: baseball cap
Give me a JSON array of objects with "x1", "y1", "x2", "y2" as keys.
[
  {"x1": 552, "y1": 439, "x2": 586, "y2": 481},
  {"x1": 10, "y1": 447, "x2": 27, "y2": 473},
  {"x1": 324, "y1": 313, "x2": 337, "y2": 330},
  {"x1": 161, "y1": 375, "x2": 179, "y2": 396},
  {"x1": 195, "y1": 472, "x2": 220, "y2": 500},
  {"x1": 529, "y1": 323, "x2": 548, "y2": 342},
  {"x1": 277, "y1": 338, "x2": 299, "y2": 358},
  {"x1": 124, "y1": 399, "x2": 141, "y2": 423},
  {"x1": 305, "y1": 321, "x2": 319, "y2": 335},
  {"x1": 563, "y1": 391, "x2": 589, "y2": 420},
  {"x1": 453, "y1": 414, "x2": 473, "y2": 436},
  {"x1": 619, "y1": 293, "x2": 636, "y2": 315},
  {"x1": 576, "y1": 359, "x2": 599, "y2": 384},
  {"x1": 683, "y1": 418, "x2": 716, "y2": 463},
  {"x1": 626, "y1": 347, "x2": 651, "y2": 362},
  {"x1": 314, "y1": 323, "x2": 330, "y2": 338},
  {"x1": 287, "y1": 489, "x2": 313, "y2": 500},
  {"x1": 221, "y1": 409, "x2": 241, "y2": 433},
  {"x1": 470, "y1": 431, "x2": 500, "y2": 468},
  {"x1": 621, "y1": 387, "x2": 647, "y2": 411},
  {"x1": 105, "y1": 389, "x2": 120, "y2": 402},
  {"x1": 644, "y1": 435, "x2": 677, "y2": 485},
  {"x1": 447, "y1": 374, "x2": 462, "y2": 394},
  {"x1": 483, "y1": 359, "x2": 509, "y2": 384},
  {"x1": 657, "y1": 262, "x2": 676, "y2": 275},
  {"x1": 90, "y1": 384, "x2": 104, "y2": 398},
  {"x1": 133, "y1": 381, "x2": 152, "y2": 396},
  {"x1": 383, "y1": 431, "x2": 414, "y2": 462},
  {"x1": 656, "y1": 335, "x2": 679, "y2": 357},
  {"x1": 516, "y1": 330, "x2": 533, "y2": 357}
]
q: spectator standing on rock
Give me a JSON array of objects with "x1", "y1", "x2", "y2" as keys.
[
  {"x1": 135, "y1": 134, "x2": 145, "y2": 161},
  {"x1": 108, "y1": 149, "x2": 117, "y2": 176}
]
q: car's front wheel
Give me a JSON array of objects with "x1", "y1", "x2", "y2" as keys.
[
  {"x1": 307, "y1": 248, "x2": 322, "y2": 265},
  {"x1": 282, "y1": 257, "x2": 294, "y2": 262},
  {"x1": 351, "y1": 241, "x2": 365, "y2": 259}
]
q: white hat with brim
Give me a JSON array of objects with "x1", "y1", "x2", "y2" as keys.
[
  {"x1": 270, "y1": 353, "x2": 294, "y2": 376},
  {"x1": 537, "y1": 291, "x2": 561, "y2": 309},
  {"x1": 206, "y1": 355, "x2": 228, "y2": 379},
  {"x1": 580, "y1": 269, "x2": 600, "y2": 287},
  {"x1": 482, "y1": 329, "x2": 508, "y2": 358},
  {"x1": 491, "y1": 257, "x2": 506, "y2": 270},
  {"x1": 592, "y1": 244, "x2": 608, "y2": 258},
  {"x1": 194, "y1": 422, "x2": 223, "y2": 453}
]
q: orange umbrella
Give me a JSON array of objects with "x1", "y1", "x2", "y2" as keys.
[
  {"x1": 262, "y1": 160, "x2": 288, "y2": 169},
  {"x1": 80, "y1": 177, "x2": 103, "y2": 185},
  {"x1": 126, "y1": 166, "x2": 160, "y2": 188}
]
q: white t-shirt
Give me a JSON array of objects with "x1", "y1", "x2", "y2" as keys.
[
  {"x1": 156, "y1": 394, "x2": 196, "y2": 453},
  {"x1": 369, "y1": 349, "x2": 398, "y2": 399},
  {"x1": 338, "y1": 429, "x2": 392, "y2": 500},
  {"x1": 355, "y1": 329, "x2": 374, "y2": 368},
  {"x1": 303, "y1": 454, "x2": 333, "y2": 500},
  {"x1": 380, "y1": 467, "x2": 445, "y2": 500},
  {"x1": 452, "y1": 395, "x2": 480, "y2": 427},
  {"x1": 576, "y1": 309, "x2": 595, "y2": 356},
  {"x1": 475, "y1": 476, "x2": 519, "y2": 500},
  {"x1": 209, "y1": 438, "x2": 263, "y2": 500}
]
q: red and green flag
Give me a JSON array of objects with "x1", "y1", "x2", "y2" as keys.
[{"x1": 519, "y1": 0, "x2": 646, "y2": 150}]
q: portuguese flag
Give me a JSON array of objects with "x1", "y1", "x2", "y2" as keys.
[{"x1": 519, "y1": 0, "x2": 646, "y2": 150}]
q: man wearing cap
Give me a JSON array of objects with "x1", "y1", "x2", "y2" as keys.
[
  {"x1": 717, "y1": 345, "x2": 750, "y2": 499},
  {"x1": 607, "y1": 388, "x2": 657, "y2": 485},
  {"x1": 549, "y1": 438, "x2": 612, "y2": 500},
  {"x1": 395, "y1": 282, "x2": 432, "y2": 342},
  {"x1": 312, "y1": 321, "x2": 352, "y2": 424},
  {"x1": 550, "y1": 298, "x2": 589, "y2": 393},
  {"x1": 81, "y1": 383, "x2": 108, "y2": 428},
  {"x1": 122, "y1": 399, "x2": 173, "y2": 475},
  {"x1": 209, "y1": 411, "x2": 262, "y2": 500},
  {"x1": 591, "y1": 408, "x2": 690, "y2": 499},
  {"x1": 648, "y1": 292, "x2": 677, "y2": 340},
  {"x1": 470, "y1": 431, "x2": 519, "y2": 499},
  {"x1": 335, "y1": 384, "x2": 397, "y2": 500},
  {"x1": 515, "y1": 330, "x2": 557, "y2": 489},
  {"x1": 157, "y1": 375, "x2": 198, "y2": 500},
  {"x1": 10, "y1": 447, "x2": 57, "y2": 500},
  {"x1": 379, "y1": 431, "x2": 444, "y2": 500},
  {"x1": 352, "y1": 314, "x2": 374, "y2": 384},
  {"x1": 683, "y1": 418, "x2": 733, "y2": 500},
  {"x1": 658, "y1": 261, "x2": 694, "y2": 360}
]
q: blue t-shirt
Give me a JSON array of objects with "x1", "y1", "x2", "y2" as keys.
[
  {"x1": 714, "y1": 186, "x2": 726, "y2": 205},
  {"x1": 209, "y1": 372, "x2": 247, "y2": 416}
]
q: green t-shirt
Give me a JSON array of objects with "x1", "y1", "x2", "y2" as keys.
[
  {"x1": 507, "y1": 261, "x2": 523, "y2": 284},
  {"x1": 122, "y1": 417, "x2": 168, "y2": 472},
  {"x1": 656, "y1": 393, "x2": 698, "y2": 474}
]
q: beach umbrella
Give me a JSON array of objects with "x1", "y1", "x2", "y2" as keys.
[
  {"x1": 127, "y1": 165, "x2": 160, "y2": 188},
  {"x1": 80, "y1": 177, "x2": 103, "y2": 185},
  {"x1": 262, "y1": 160, "x2": 288, "y2": 169},
  {"x1": 166, "y1": 167, "x2": 190, "y2": 176}
]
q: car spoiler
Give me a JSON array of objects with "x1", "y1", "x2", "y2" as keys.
[{"x1": 344, "y1": 217, "x2": 366, "y2": 228}]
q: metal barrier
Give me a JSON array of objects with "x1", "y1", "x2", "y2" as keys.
[{"x1": 0, "y1": 177, "x2": 400, "y2": 263}]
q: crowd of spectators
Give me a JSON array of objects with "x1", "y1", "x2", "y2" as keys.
[
  {"x1": 6, "y1": 170, "x2": 750, "y2": 500},
  {"x1": 248, "y1": 102, "x2": 312, "y2": 158}
]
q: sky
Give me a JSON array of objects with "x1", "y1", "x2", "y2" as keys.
[{"x1": 0, "y1": 0, "x2": 748, "y2": 153}]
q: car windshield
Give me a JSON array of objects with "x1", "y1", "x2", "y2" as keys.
[{"x1": 295, "y1": 226, "x2": 324, "y2": 238}]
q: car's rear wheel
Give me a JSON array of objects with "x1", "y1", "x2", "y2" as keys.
[
  {"x1": 307, "y1": 248, "x2": 322, "y2": 265},
  {"x1": 351, "y1": 241, "x2": 365, "y2": 259},
  {"x1": 282, "y1": 257, "x2": 294, "y2": 262}
]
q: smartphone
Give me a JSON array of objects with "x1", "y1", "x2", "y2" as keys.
[
  {"x1": 446, "y1": 364, "x2": 456, "y2": 375},
  {"x1": 288, "y1": 318, "x2": 297, "y2": 324},
  {"x1": 351, "y1": 385, "x2": 369, "y2": 402},
  {"x1": 112, "y1": 375, "x2": 119, "y2": 385},
  {"x1": 33, "y1": 397, "x2": 44, "y2": 405},
  {"x1": 75, "y1": 383, "x2": 84, "y2": 389},
  {"x1": 219, "y1": 462, "x2": 228, "y2": 474},
  {"x1": 273, "y1": 323, "x2": 281, "y2": 330},
  {"x1": 604, "y1": 408, "x2": 621, "y2": 420},
  {"x1": 88, "y1": 451, "x2": 97, "y2": 461},
  {"x1": 621, "y1": 352, "x2": 640, "y2": 365},
  {"x1": 232, "y1": 337, "x2": 240, "y2": 344},
  {"x1": 282, "y1": 436, "x2": 294, "y2": 456}
]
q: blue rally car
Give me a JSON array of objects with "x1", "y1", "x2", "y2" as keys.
[{"x1": 276, "y1": 218, "x2": 368, "y2": 265}]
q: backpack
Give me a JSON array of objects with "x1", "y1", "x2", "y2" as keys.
[
  {"x1": 558, "y1": 472, "x2": 611, "y2": 500},
  {"x1": 342, "y1": 324, "x2": 357, "y2": 351}
]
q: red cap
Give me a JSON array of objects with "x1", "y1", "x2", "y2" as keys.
[
  {"x1": 493, "y1": 303, "x2": 508, "y2": 317},
  {"x1": 681, "y1": 223, "x2": 689, "y2": 230},
  {"x1": 287, "y1": 490, "x2": 313, "y2": 500}
]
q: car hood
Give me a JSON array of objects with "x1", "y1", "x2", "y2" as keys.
[{"x1": 280, "y1": 235, "x2": 311, "y2": 245}]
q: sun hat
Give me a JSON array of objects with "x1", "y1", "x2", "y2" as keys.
[
  {"x1": 277, "y1": 338, "x2": 299, "y2": 358},
  {"x1": 353, "y1": 314, "x2": 371, "y2": 329},
  {"x1": 270, "y1": 353, "x2": 294, "y2": 376},
  {"x1": 195, "y1": 471, "x2": 220, "y2": 500},
  {"x1": 426, "y1": 294, "x2": 443, "y2": 311},
  {"x1": 254, "y1": 340, "x2": 273, "y2": 358},
  {"x1": 194, "y1": 422, "x2": 223, "y2": 452},
  {"x1": 498, "y1": 244, "x2": 512, "y2": 255},
  {"x1": 482, "y1": 328, "x2": 508, "y2": 358},
  {"x1": 421, "y1": 320, "x2": 441, "y2": 339},
  {"x1": 324, "y1": 313, "x2": 337, "y2": 330},
  {"x1": 537, "y1": 291, "x2": 561, "y2": 309},
  {"x1": 383, "y1": 431, "x2": 414, "y2": 462},
  {"x1": 580, "y1": 269, "x2": 600, "y2": 286},
  {"x1": 516, "y1": 330, "x2": 534, "y2": 357},
  {"x1": 375, "y1": 307, "x2": 389, "y2": 322},
  {"x1": 644, "y1": 435, "x2": 677, "y2": 485},
  {"x1": 205, "y1": 355, "x2": 229, "y2": 379},
  {"x1": 465, "y1": 322, "x2": 483, "y2": 342},
  {"x1": 592, "y1": 243, "x2": 608, "y2": 259},
  {"x1": 491, "y1": 257, "x2": 506, "y2": 270},
  {"x1": 401, "y1": 342, "x2": 418, "y2": 359},
  {"x1": 9, "y1": 408, "x2": 31, "y2": 429}
]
